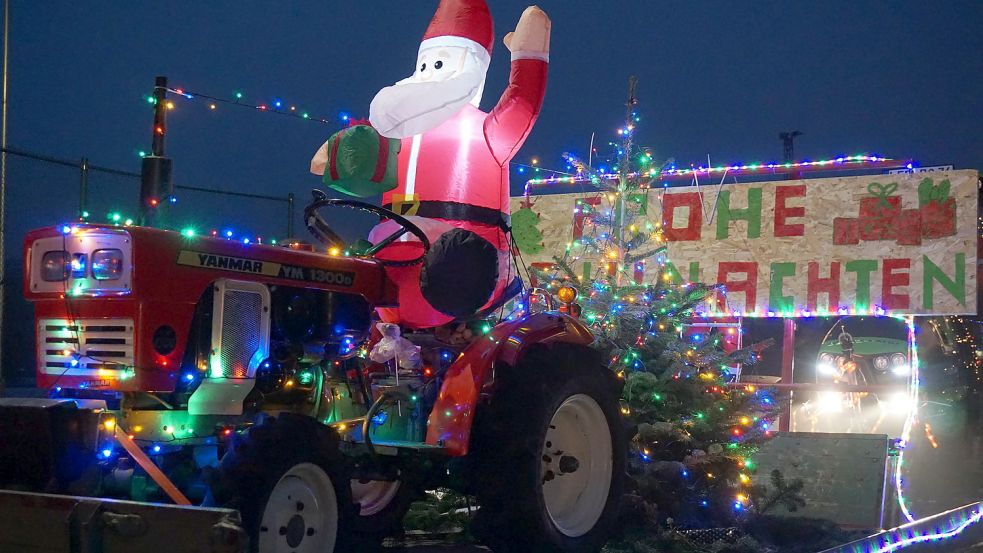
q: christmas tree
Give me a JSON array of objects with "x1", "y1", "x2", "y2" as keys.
[
  {"x1": 529, "y1": 265, "x2": 779, "y2": 531},
  {"x1": 522, "y1": 77, "x2": 782, "y2": 532}
]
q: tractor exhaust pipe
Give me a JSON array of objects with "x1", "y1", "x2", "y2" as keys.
[{"x1": 139, "y1": 75, "x2": 173, "y2": 228}]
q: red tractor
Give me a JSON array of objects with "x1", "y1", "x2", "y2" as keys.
[{"x1": 1, "y1": 195, "x2": 627, "y2": 553}]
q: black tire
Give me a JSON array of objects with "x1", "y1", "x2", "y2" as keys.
[
  {"x1": 470, "y1": 343, "x2": 627, "y2": 553},
  {"x1": 211, "y1": 413, "x2": 358, "y2": 553}
]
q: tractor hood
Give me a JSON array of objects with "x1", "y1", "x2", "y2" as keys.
[{"x1": 819, "y1": 336, "x2": 907, "y2": 356}]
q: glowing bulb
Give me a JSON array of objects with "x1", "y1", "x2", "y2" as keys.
[{"x1": 328, "y1": 247, "x2": 341, "y2": 256}]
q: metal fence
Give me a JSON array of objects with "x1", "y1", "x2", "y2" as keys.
[{"x1": 1, "y1": 147, "x2": 295, "y2": 236}]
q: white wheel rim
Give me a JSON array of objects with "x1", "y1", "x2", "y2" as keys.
[
  {"x1": 351, "y1": 479, "x2": 401, "y2": 516},
  {"x1": 259, "y1": 463, "x2": 338, "y2": 553},
  {"x1": 541, "y1": 393, "x2": 613, "y2": 538}
]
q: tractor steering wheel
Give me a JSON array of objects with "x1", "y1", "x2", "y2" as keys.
[{"x1": 303, "y1": 191, "x2": 431, "y2": 267}]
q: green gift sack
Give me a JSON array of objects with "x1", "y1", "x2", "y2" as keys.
[{"x1": 322, "y1": 124, "x2": 400, "y2": 197}]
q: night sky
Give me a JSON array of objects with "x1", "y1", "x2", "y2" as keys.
[{"x1": 2, "y1": 1, "x2": 981, "y2": 378}]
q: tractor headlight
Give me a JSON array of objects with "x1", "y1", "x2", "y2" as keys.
[
  {"x1": 817, "y1": 353, "x2": 836, "y2": 376},
  {"x1": 880, "y1": 392, "x2": 915, "y2": 412},
  {"x1": 70, "y1": 253, "x2": 87, "y2": 279},
  {"x1": 91, "y1": 249, "x2": 124, "y2": 280},
  {"x1": 41, "y1": 250, "x2": 70, "y2": 281},
  {"x1": 873, "y1": 355, "x2": 889, "y2": 370},
  {"x1": 891, "y1": 353, "x2": 910, "y2": 375},
  {"x1": 30, "y1": 229, "x2": 131, "y2": 296}
]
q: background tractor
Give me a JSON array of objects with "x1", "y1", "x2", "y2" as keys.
[{"x1": 0, "y1": 193, "x2": 627, "y2": 553}]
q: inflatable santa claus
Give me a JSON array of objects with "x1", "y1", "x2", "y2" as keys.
[{"x1": 314, "y1": 0, "x2": 550, "y2": 328}]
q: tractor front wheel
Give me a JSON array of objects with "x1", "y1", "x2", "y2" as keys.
[
  {"x1": 471, "y1": 344, "x2": 626, "y2": 553},
  {"x1": 211, "y1": 413, "x2": 357, "y2": 553}
]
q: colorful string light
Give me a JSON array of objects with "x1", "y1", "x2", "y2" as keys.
[
  {"x1": 894, "y1": 315, "x2": 921, "y2": 523},
  {"x1": 828, "y1": 503, "x2": 983, "y2": 553},
  {"x1": 524, "y1": 154, "x2": 908, "y2": 191},
  {"x1": 157, "y1": 86, "x2": 346, "y2": 126},
  {"x1": 155, "y1": 83, "x2": 580, "y2": 184},
  {"x1": 81, "y1": 212, "x2": 280, "y2": 246}
]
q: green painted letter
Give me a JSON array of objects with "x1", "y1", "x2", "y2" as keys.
[
  {"x1": 845, "y1": 259, "x2": 878, "y2": 310},
  {"x1": 716, "y1": 188, "x2": 762, "y2": 239},
  {"x1": 923, "y1": 254, "x2": 965, "y2": 309},
  {"x1": 769, "y1": 262, "x2": 797, "y2": 313},
  {"x1": 688, "y1": 261, "x2": 701, "y2": 283}
]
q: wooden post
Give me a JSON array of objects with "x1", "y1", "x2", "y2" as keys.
[{"x1": 780, "y1": 318, "x2": 795, "y2": 432}]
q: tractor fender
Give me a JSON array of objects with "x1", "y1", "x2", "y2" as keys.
[{"x1": 424, "y1": 312, "x2": 594, "y2": 456}]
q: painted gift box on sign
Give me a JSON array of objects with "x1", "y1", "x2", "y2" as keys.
[
  {"x1": 832, "y1": 179, "x2": 958, "y2": 245},
  {"x1": 511, "y1": 170, "x2": 978, "y2": 317}
]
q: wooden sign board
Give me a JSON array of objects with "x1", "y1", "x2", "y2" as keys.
[{"x1": 511, "y1": 170, "x2": 978, "y2": 317}]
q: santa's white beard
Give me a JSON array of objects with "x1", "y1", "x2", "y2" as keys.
[{"x1": 369, "y1": 64, "x2": 486, "y2": 139}]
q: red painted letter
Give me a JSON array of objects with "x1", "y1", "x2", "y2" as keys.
[
  {"x1": 881, "y1": 258, "x2": 910, "y2": 310},
  {"x1": 806, "y1": 261, "x2": 840, "y2": 311},
  {"x1": 717, "y1": 262, "x2": 758, "y2": 313},
  {"x1": 774, "y1": 185, "x2": 806, "y2": 237},
  {"x1": 662, "y1": 192, "x2": 702, "y2": 241}
]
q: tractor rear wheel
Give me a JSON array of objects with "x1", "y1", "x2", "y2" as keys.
[
  {"x1": 212, "y1": 413, "x2": 357, "y2": 553},
  {"x1": 471, "y1": 343, "x2": 626, "y2": 553}
]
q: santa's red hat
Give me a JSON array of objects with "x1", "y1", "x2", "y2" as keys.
[{"x1": 420, "y1": 0, "x2": 494, "y2": 67}]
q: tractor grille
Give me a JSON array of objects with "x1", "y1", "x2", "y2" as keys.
[
  {"x1": 38, "y1": 318, "x2": 134, "y2": 376},
  {"x1": 217, "y1": 288, "x2": 265, "y2": 378}
]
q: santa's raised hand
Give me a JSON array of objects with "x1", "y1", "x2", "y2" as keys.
[{"x1": 504, "y1": 6, "x2": 551, "y2": 58}]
